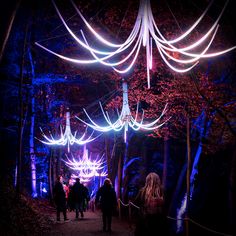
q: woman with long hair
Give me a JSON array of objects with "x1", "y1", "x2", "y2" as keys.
[{"x1": 134, "y1": 172, "x2": 166, "y2": 236}]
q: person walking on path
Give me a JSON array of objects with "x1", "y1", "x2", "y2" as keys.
[
  {"x1": 72, "y1": 178, "x2": 87, "y2": 219},
  {"x1": 53, "y1": 175, "x2": 69, "y2": 222},
  {"x1": 134, "y1": 172, "x2": 166, "y2": 236},
  {"x1": 95, "y1": 178, "x2": 117, "y2": 233}
]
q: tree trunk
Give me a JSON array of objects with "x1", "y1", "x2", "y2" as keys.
[
  {"x1": 185, "y1": 116, "x2": 191, "y2": 236},
  {"x1": 168, "y1": 162, "x2": 187, "y2": 216},
  {"x1": 29, "y1": 96, "x2": 37, "y2": 197},
  {"x1": 175, "y1": 111, "x2": 213, "y2": 235},
  {"x1": 122, "y1": 139, "x2": 129, "y2": 201},
  {"x1": 105, "y1": 134, "x2": 111, "y2": 178},
  {"x1": 163, "y1": 137, "x2": 170, "y2": 190},
  {"x1": 57, "y1": 148, "x2": 62, "y2": 176},
  {"x1": 141, "y1": 137, "x2": 148, "y2": 180},
  {"x1": 53, "y1": 149, "x2": 57, "y2": 186},
  {"x1": 0, "y1": 0, "x2": 21, "y2": 62},
  {"x1": 229, "y1": 143, "x2": 236, "y2": 234},
  {"x1": 110, "y1": 135, "x2": 117, "y2": 185},
  {"x1": 48, "y1": 148, "x2": 53, "y2": 201},
  {"x1": 16, "y1": 20, "x2": 28, "y2": 195},
  {"x1": 28, "y1": 47, "x2": 37, "y2": 197},
  {"x1": 117, "y1": 150, "x2": 124, "y2": 200}
]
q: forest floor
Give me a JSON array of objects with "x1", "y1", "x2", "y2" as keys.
[{"x1": 48, "y1": 210, "x2": 135, "y2": 236}]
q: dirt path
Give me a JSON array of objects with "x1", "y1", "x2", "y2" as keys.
[{"x1": 49, "y1": 210, "x2": 135, "y2": 236}]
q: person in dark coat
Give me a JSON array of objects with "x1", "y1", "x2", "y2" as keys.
[
  {"x1": 72, "y1": 178, "x2": 86, "y2": 219},
  {"x1": 95, "y1": 178, "x2": 117, "y2": 232},
  {"x1": 53, "y1": 175, "x2": 69, "y2": 221}
]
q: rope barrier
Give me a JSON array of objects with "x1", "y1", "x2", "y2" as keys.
[
  {"x1": 188, "y1": 218, "x2": 233, "y2": 236},
  {"x1": 166, "y1": 216, "x2": 233, "y2": 236},
  {"x1": 118, "y1": 198, "x2": 129, "y2": 207},
  {"x1": 117, "y1": 199, "x2": 233, "y2": 236},
  {"x1": 117, "y1": 198, "x2": 140, "y2": 209},
  {"x1": 167, "y1": 216, "x2": 187, "y2": 221},
  {"x1": 117, "y1": 198, "x2": 140, "y2": 223},
  {"x1": 129, "y1": 201, "x2": 140, "y2": 209}
]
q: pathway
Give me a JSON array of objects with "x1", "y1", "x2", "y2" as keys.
[{"x1": 49, "y1": 210, "x2": 135, "y2": 236}]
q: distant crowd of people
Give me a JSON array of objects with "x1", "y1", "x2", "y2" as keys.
[
  {"x1": 53, "y1": 176, "x2": 90, "y2": 222},
  {"x1": 53, "y1": 172, "x2": 166, "y2": 235}
]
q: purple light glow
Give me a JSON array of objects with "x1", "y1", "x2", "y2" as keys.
[
  {"x1": 37, "y1": 111, "x2": 99, "y2": 152},
  {"x1": 35, "y1": 0, "x2": 236, "y2": 88},
  {"x1": 76, "y1": 81, "x2": 170, "y2": 142},
  {"x1": 63, "y1": 146, "x2": 107, "y2": 183}
]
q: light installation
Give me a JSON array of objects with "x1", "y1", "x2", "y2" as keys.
[
  {"x1": 76, "y1": 80, "x2": 169, "y2": 142},
  {"x1": 35, "y1": 0, "x2": 236, "y2": 88},
  {"x1": 38, "y1": 111, "x2": 98, "y2": 152},
  {"x1": 63, "y1": 145, "x2": 107, "y2": 183}
]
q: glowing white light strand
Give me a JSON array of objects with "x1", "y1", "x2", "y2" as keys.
[
  {"x1": 76, "y1": 81, "x2": 170, "y2": 142},
  {"x1": 35, "y1": 0, "x2": 236, "y2": 88},
  {"x1": 63, "y1": 145, "x2": 107, "y2": 183},
  {"x1": 37, "y1": 111, "x2": 99, "y2": 152}
]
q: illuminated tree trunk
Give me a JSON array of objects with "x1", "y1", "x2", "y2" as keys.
[
  {"x1": 48, "y1": 149, "x2": 53, "y2": 200},
  {"x1": 16, "y1": 20, "x2": 28, "y2": 195},
  {"x1": 28, "y1": 47, "x2": 37, "y2": 197},
  {"x1": 176, "y1": 112, "x2": 211, "y2": 232}
]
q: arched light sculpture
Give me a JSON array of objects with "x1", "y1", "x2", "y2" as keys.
[
  {"x1": 37, "y1": 111, "x2": 99, "y2": 152},
  {"x1": 76, "y1": 81, "x2": 170, "y2": 142},
  {"x1": 63, "y1": 145, "x2": 107, "y2": 183},
  {"x1": 35, "y1": 0, "x2": 236, "y2": 88}
]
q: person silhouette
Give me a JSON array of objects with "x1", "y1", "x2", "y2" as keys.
[
  {"x1": 72, "y1": 178, "x2": 86, "y2": 219},
  {"x1": 53, "y1": 175, "x2": 69, "y2": 222},
  {"x1": 95, "y1": 178, "x2": 117, "y2": 232}
]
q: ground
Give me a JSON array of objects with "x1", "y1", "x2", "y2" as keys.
[{"x1": 48, "y1": 210, "x2": 135, "y2": 236}]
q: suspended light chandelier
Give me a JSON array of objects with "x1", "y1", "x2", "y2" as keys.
[
  {"x1": 35, "y1": 0, "x2": 236, "y2": 88},
  {"x1": 76, "y1": 80, "x2": 170, "y2": 142},
  {"x1": 63, "y1": 145, "x2": 107, "y2": 183},
  {"x1": 37, "y1": 111, "x2": 98, "y2": 152}
]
